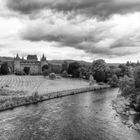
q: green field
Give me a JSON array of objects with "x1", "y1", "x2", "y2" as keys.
[{"x1": 0, "y1": 75, "x2": 90, "y2": 96}]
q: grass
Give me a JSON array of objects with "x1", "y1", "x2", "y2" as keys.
[
  {"x1": 0, "y1": 75, "x2": 109, "y2": 112},
  {"x1": 0, "y1": 75, "x2": 90, "y2": 95}
]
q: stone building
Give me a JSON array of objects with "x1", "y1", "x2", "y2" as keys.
[{"x1": 14, "y1": 54, "x2": 48, "y2": 74}]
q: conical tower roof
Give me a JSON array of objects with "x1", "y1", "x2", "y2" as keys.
[
  {"x1": 14, "y1": 53, "x2": 20, "y2": 60},
  {"x1": 41, "y1": 54, "x2": 46, "y2": 61}
]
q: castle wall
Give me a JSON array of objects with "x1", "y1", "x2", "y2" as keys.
[
  {"x1": 20, "y1": 63, "x2": 41, "y2": 74},
  {"x1": 14, "y1": 60, "x2": 20, "y2": 71},
  {"x1": 14, "y1": 55, "x2": 48, "y2": 75}
]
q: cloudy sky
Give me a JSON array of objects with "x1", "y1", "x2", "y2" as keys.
[{"x1": 1, "y1": 0, "x2": 140, "y2": 62}]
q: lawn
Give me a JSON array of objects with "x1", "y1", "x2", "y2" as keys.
[{"x1": 0, "y1": 75, "x2": 90, "y2": 96}]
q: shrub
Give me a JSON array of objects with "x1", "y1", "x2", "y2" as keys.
[
  {"x1": 134, "y1": 66, "x2": 140, "y2": 89},
  {"x1": 42, "y1": 69, "x2": 51, "y2": 77},
  {"x1": 0, "y1": 62, "x2": 9, "y2": 75},
  {"x1": 15, "y1": 69, "x2": 25, "y2": 75},
  {"x1": 68, "y1": 62, "x2": 81, "y2": 78},
  {"x1": 49, "y1": 73, "x2": 56, "y2": 80},
  {"x1": 119, "y1": 75, "x2": 136, "y2": 97},
  {"x1": 32, "y1": 91, "x2": 39, "y2": 99},
  {"x1": 61, "y1": 70, "x2": 68, "y2": 77},
  {"x1": 108, "y1": 74, "x2": 119, "y2": 88},
  {"x1": 91, "y1": 59, "x2": 107, "y2": 82}
]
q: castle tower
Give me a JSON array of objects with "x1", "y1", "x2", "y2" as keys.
[
  {"x1": 41, "y1": 54, "x2": 48, "y2": 72},
  {"x1": 14, "y1": 53, "x2": 21, "y2": 72}
]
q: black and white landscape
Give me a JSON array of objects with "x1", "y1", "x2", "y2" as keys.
[{"x1": 0, "y1": 0, "x2": 140, "y2": 140}]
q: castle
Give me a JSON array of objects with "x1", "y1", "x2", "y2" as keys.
[{"x1": 14, "y1": 54, "x2": 48, "y2": 74}]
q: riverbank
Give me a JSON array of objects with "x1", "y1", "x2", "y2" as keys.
[
  {"x1": 0, "y1": 85, "x2": 110, "y2": 112},
  {"x1": 112, "y1": 96, "x2": 140, "y2": 130}
]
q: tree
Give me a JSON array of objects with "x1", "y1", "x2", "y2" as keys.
[
  {"x1": 50, "y1": 64, "x2": 61, "y2": 74},
  {"x1": 61, "y1": 70, "x2": 68, "y2": 77},
  {"x1": 79, "y1": 66, "x2": 88, "y2": 79},
  {"x1": 68, "y1": 62, "x2": 81, "y2": 78},
  {"x1": 108, "y1": 74, "x2": 119, "y2": 88},
  {"x1": 42, "y1": 64, "x2": 52, "y2": 76},
  {"x1": 0, "y1": 62, "x2": 9, "y2": 75},
  {"x1": 105, "y1": 67, "x2": 115, "y2": 83},
  {"x1": 61, "y1": 61, "x2": 69, "y2": 73},
  {"x1": 134, "y1": 66, "x2": 140, "y2": 89},
  {"x1": 91, "y1": 59, "x2": 107, "y2": 82},
  {"x1": 42, "y1": 64, "x2": 49, "y2": 72},
  {"x1": 24, "y1": 67, "x2": 30, "y2": 75},
  {"x1": 119, "y1": 75, "x2": 135, "y2": 97},
  {"x1": 118, "y1": 64, "x2": 131, "y2": 77}
]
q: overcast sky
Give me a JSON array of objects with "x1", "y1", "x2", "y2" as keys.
[{"x1": 1, "y1": 0, "x2": 140, "y2": 62}]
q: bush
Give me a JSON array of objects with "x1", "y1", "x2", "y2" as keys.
[
  {"x1": 91, "y1": 59, "x2": 107, "y2": 82},
  {"x1": 49, "y1": 73, "x2": 56, "y2": 80},
  {"x1": 132, "y1": 94, "x2": 140, "y2": 112},
  {"x1": 15, "y1": 69, "x2": 25, "y2": 75},
  {"x1": 61, "y1": 70, "x2": 68, "y2": 77},
  {"x1": 119, "y1": 75, "x2": 136, "y2": 97},
  {"x1": 108, "y1": 74, "x2": 119, "y2": 88},
  {"x1": 32, "y1": 91, "x2": 40, "y2": 101},
  {"x1": 68, "y1": 62, "x2": 81, "y2": 78},
  {"x1": 42, "y1": 69, "x2": 50, "y2": 77},
  {"x1": 134, "y1": 67, "x2": 140, "y2": 89},
  {"x1": 0, "y1": 62, "x2": 9, "y2": 75}
]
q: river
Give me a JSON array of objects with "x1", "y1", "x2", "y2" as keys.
[{"x1": 0, "y1": 88, "x2": 139, "y2": 140}]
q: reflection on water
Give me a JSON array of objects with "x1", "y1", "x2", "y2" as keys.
[{"x1": 0, "y1": 88, "x2": 139, "y2": 140}]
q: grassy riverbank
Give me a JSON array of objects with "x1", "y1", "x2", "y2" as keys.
[
  {"x1": 0, "y1": 85, "x2": 110, "y2": 112},
  {"x1": 0, "y1": 75, "x2": 110, "y2": 112}
]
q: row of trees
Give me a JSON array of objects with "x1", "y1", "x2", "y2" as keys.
[
  {"x1": 0, "y1": 62, "x2": 10, "y2": 75},
  {"x1": 118, "y1": 67, "x2": 140, "y2": 111},
  {"x1": 60, "y1": 59, "x2": 133, "y2": 87}
]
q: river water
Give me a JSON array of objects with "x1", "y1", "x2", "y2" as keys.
[{"x1": 0, "y1": 88, "x2": 140, "y2": 140}]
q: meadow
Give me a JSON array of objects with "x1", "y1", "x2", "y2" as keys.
[{"x1": 0, "y1": 75, "x2": 89, "y2": 96}]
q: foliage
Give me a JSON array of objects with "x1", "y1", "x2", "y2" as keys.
[
  {"x1": 119, "y1": 75, "x2": 136, "y2": 97},
  {"x1": 68, "y1": 62, "x2": 81, "y2": 78},
  {"x1": 42, "y1": 64, "x2": 49, "y2": 72},
  {"x1": 61, "y1": 61, "x2": 69, "y2": 73},
  {"x1": 108, "y1": 74, "x2": 119, "y2": 88},
  {"x1": 32, "y1": 91, "x2": 39, "y2": 101},
  {"x1": 42, "y1": 69, "x2": 50, "y2": 77},
  {"x1": 49, "y1": 73, "x2": 56, "y2": 80},
  {"x1": 91, "y1": 59, "x2": 107, "y2": 82},
  {"x1": 24, "y1": 67, "x2": 30, "y2": 75},
  {"x1": 15, "y1": 69, "x2": 25, "y2": 75},
  {"x1": 79, "y1": 66, "x2": 88, "y2": 79},
  {"x1": 118, "y1": 64, "x2": 132, "y2": 77},
  {"x1": 50, "y1": 64, "x2": 61, "y2": 74},
  {"x1": 134, "y1": 66, "x2": 140, "y2": 89},
  {"x1": 61, "y1": 70, "x2": 68, "y2": 77},
  {"x1": 0, "y1": 62, "x2": 9, "y2": 75},
  {"x1": 105, "y1": 67, "x2": 114, "y2": 82}
]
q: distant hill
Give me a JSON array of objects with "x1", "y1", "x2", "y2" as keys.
[
  {"x1": 0, "y1": 57, "x2": 14, "y2": 62},
  {"x1": 107, "y1": 63, "x2": 121, "y2": 67},
  {"x1": 48, "y1": 60, "x2": 91, "y2": 66}
]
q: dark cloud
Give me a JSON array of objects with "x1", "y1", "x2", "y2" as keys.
[
  {"x1": 21, "y1": 23, "x2": 138, "y2": 57},
  {"x1": 5, "y1": 0, "x2": 140, "y2": 17}
]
